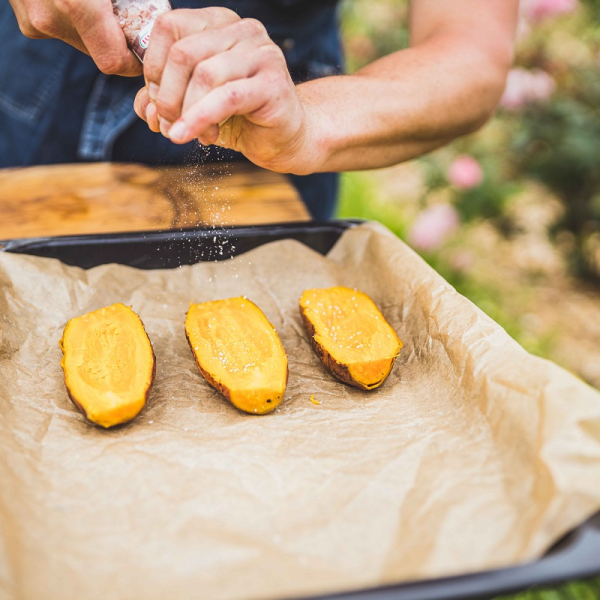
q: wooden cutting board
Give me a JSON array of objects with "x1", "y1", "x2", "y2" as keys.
[{"x1": 0, "y1": 162, "x2": 309, "y2": 240}]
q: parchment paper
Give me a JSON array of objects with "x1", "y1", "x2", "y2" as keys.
[{"x1": 1, "y1": 222, "x2": 600, "y2": 600}]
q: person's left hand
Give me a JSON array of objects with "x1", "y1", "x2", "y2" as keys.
[{"x1": 134, "y1": 8, "x2": 310, "y2": 174}]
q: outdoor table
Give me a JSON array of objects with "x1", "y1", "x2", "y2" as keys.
[{"x1": 0, "y1": 162, "x2": 309, "y2": 240}]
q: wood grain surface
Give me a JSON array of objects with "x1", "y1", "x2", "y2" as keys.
[{"x1": 0, "y1": 162, "x2": 309, "y2": 240}]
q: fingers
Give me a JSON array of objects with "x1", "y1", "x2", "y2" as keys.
[
  {"x1": 134, "y1": 87, "x2": 149, "y2": 121},
  {"x1": 151, "y1": 29, "x2": 238, "y2": 124},
  {"x1": 149, "y1": 18, "x2": 273, "y2": 129},
  {"x1": 8, "y1": 0, "x2": 86, "y2": 50},
  {"x1": 57, "y1": 0, "x2": 141, "y2": 76},
  {"x1": 134, "y1": 87, "x2": 160, "y2": 132},
  {"x1": 181, "y1": 45, "x2": 264, "y2": 114},
  {"x1": 168, "y1": 77, "x2": 267, "y2": 145},
  {"x1": 159, "y1": 42, "x2": 265, "y2": 131},
  {"x1": 146, "y1": 102, "x2": 160, "y2": 132},
  {"x1": 144, "y1": 8, "x2": 241, "y2": 87},
  {"x1": 135, "y1": 11, "x2": 289, "y2": 149},
  {"x1": 7, "y1": 0, "x2": 139, "y2": 73},
  {"x1": 7, "y1": 0, "x2": 49, "y2": 39}
]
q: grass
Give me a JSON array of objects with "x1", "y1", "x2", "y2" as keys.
[
  {"x1": 336, "y1": 171, "x2": 600, "y2": 600},
  {"x1": 495, "y1": 580, "x2": 600, "y2": 599},
  {"x1": 337, "y1": 171, "x2": 410, "y2": 239}
]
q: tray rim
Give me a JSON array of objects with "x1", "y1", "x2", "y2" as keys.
[{"x1": 0, "y1": 219, "x2": 363, "y2": 253}]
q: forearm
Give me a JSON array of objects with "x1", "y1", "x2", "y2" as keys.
[{"x1": 294, "y1": 31, "x2": 513, "y2": 175}]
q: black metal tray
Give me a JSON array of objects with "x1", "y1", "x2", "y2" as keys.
[
  {"x1": 2, "y1": 220, "x2": 599, "y2": 600},
  {"x1": 0, "y1": 221, "x2": 359, "y2": 269}
]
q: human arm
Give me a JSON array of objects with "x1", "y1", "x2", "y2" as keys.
[{"x1": 136, "y1": 0, "x2": 519, "y2": 175}]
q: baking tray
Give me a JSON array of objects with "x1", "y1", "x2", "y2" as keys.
[
  {"x1": 0, "y1": 221, "x2": 360, "y2": 269},
  {"x1": 1, "y1": 220, "x2": 599, "y2": 600}
]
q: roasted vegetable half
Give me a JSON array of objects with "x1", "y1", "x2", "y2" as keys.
[
  {"x1": 59, "y1": 303, "x2": 156, "y2": 428},
  {"x1": 299, "y1": 287, "x2": 402, "y2": 390},
  {"x1": 185, "y1": 298, "x2": 288, "y2": 415}
]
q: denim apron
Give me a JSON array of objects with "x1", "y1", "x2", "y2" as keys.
[{"x1": 0, "y1": 0, "x2": 342, "y2": 218}]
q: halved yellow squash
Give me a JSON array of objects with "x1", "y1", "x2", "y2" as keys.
[
  {"x1": 59, "y1": 303, "x2": 155, "y2": 428},
  {"x1": 299, "y1": 287, "x2": 402, "y2": 390},
  {"x1": 185, "y1": 298, "x2": 288, "y2": 415}
]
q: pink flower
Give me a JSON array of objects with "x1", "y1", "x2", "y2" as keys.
[
  {"x1": 500, "y1": 68, "x2": 556, "y2": 111},
  {"x1": 408, "y1": 204, "x2": 460, "y2": 252},
  {"x1": 447, "y1": 155, "x2": 484, "y2": 189},
  {"x1": 521, "y1": 0, "x2": 578, "y2": 22}
]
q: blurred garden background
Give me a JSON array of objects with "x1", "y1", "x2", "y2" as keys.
[
  {"x1": 338, "y1": 0, "x2": 600, "y2": 392},
  {"x1": 337, "y1": 1, "x2": 600, "y2": 596}
]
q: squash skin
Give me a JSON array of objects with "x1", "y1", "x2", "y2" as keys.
[
  {"x1": 185, "y1": 298, "x2": 288, "y2": 415},
  {"x1": 59, "y1": 304, "x2": 156, "y2": 428},
  {"x1": 299, "y1": 287, "x2": 402, "y2": 391}
]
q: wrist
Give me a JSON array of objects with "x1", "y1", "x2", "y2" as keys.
[
  {"x1": 256, "y1": 82, "x2": 330, "y2": 176},
  {"x1": 289, "y1": 82, "x2": 332, "y2": 175},
  {"x1": 254, "y1": 85, "x2": 325, "y2": 176}
]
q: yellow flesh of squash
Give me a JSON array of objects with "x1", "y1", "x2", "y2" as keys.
[
  {"x1": 185, "y1": 298, "x2": 288, "y2": 414},
  {"x1": 300, "y1": 287, "x2": 402, "y2": 389},
  {"x1": 60, "y1": 303, "x2": 155, "y2": 428}
]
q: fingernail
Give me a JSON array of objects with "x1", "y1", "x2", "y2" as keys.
[
  {"x1": 207, "y1": 124, "x2": 219, "y2": 144},
  {"x1": 148, "y1": 83, "x2": 159, "y2": 101},
  {"x1": 169, "y1": 121, "x2": 189, "y2": 142},
  {"x1": 160, "y1": 119, "x2": 172, "y2": 138},
  {"x1": 145, "y1": 103, "x2": 155, "y2": 122},
  {"x1": 144, "y1": 103, "x2": 159, "y2": 132}
]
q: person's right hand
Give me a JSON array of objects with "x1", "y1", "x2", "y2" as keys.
[{"x1": 8, "y1": 0, "x2": 141, "y2": 76}]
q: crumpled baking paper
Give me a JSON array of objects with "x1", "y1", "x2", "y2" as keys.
[{"x1": 0, "y1": 221, "x2": 599, "y2": 600}]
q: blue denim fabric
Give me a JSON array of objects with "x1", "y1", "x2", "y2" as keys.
[{"x1": 0, "y1": 1, "x2": 342, "y2": 219}]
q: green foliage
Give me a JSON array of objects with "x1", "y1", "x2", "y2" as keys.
[
  {"x1": 419, "y1": 154, "x2": 519, "y2": 226},
  {"x1": 339, "y1": 0, "x2": 409, "y2": 72},
  {"x1": 507, "y1": 70, "x2": 600, "y2": 279},
  {"x1": 511, "y1": 99, "x2": 600, "y2": 201},
  {"x1": 340, "y1": 0, "x2": 600, "y2": 281},
  {"x1": 581, "y1": 0, "x2": 600, "y2": 19},
  {"x1": 456, "y1": 174, "x2": 520, "y2": 226},
  {"x1": 337, "y1": 172, "x2": 409, "y2": 239}
]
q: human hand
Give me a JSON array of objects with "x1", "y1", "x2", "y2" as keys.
[
  {"x1": 134, "y1": 8, "x2": 310, "y2": 174},
  {"x1": 9, "y1": 0, "x2": 141, "y2": 75}
]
